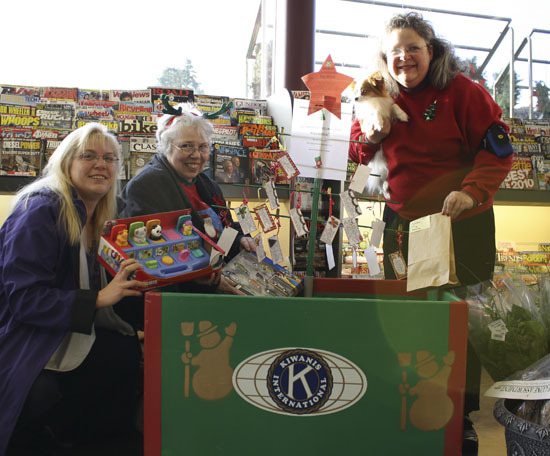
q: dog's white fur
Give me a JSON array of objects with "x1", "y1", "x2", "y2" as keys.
[{"x1": 353, "y1": 72, "x2": 408, "y2": 198}]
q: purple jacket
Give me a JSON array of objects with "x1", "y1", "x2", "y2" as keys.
[{"x1": 0, "y1": 189, "x2": 97, "y2": 454}]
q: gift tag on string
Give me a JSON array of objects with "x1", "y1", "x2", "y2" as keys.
[
  {"x1": 254, "y1": 204, "x2": 277, "y2": 233},
  {"x1": 364, "y1": 246, "x2": 381, "y2": 276},
  {"x1": 277, "y1": 152, "x2": 300, "y2": 179},
  {"x1": 289, "y1": 208, "x2": 309, "y2": 237},
  {"x1": 370, "y1": 219, "x2": 386, "y2": 248},
  {"x1": 342, "y1": 217, "x2": 363, "y2": 246},
  {"x1": 268, "y1": 235, "x2": 284, "y2": 265},
  {"x1": 340, "y1": 189, "x2": 362, "y2": 218},
  {"x1": 263, "y1": 179, "x2": 280, "y2": 210},
  {"x1": 325, "y1": 243, "x2": 336, "y2": 270},
  {"x1": 389, "y1": 251, "x2": 407, "y2": 279},
  {"x1": 349, "y1": 164, "x2": 371, "y2": 194},
  {"x1": 488, "y1": 319, "x2": 508, "y2": 341},
  {"x1": 236, "y1": 204, "x2": 257, "y2": 235},
  {"x1": 320, "y1": 216, "x2": 340, "y2": 244},
  {"x1": 352, "y1": 246, "x2": 358, "y2": 268},
  {"x1": 254, "y1": 233, "x2": 266, "y2": 262},
  {"x1": 212, "y1": 227, "x2": 238, "y2": 261}
]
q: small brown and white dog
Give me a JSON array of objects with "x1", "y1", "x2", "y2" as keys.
[{"x1": 353, "y1": 71, "x2": 408, "y2": 198}]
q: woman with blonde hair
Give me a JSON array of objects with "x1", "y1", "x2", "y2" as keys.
[{"x1": 0, "y1": 123, "x2": 146, "y2": 454}]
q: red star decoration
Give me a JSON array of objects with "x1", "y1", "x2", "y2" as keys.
[{"x1": 301, "y1": 55, "x2": 354, "y2": 119}]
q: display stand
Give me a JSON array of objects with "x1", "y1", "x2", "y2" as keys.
[{"x1": 144, "y1": 280, "x2": 467, "y2": 455}]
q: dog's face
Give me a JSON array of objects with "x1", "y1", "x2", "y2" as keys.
[{"x1": 355, "y1": 71, "x2": 388, "y2": 100}]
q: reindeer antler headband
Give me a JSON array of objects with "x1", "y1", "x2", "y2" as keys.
[{"x1": 160, "y1": 93, "x2": 233, "y2": 124}]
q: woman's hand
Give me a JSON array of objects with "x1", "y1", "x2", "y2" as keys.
[
  {"x1": 96, "y1": 259, "x2": 147, "y2": 308},
  {"x1": 441, "y1": 191, "x2": 476, "y2": 219},
  {"x1": 359, "y1": 117, "x2": 391, "y2": 145},
  {"x1": 240, "y1": 236, "x2": 257, "y2": 252}
]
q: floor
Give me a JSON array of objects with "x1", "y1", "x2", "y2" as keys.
[{"x1": 470, "y1": 368, "x2": 507, "y2": 455}]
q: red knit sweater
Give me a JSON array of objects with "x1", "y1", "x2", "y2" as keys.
[{"x1": 349, "y1": 74, "x2": 513, "y2": 221}]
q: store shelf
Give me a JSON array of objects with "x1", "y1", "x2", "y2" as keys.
[{"x1": 495, "y1": 189, "x2": 550, "y2": 206}]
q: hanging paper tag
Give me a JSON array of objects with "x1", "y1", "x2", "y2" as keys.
[
  {"x1": 264, "y1": 180, "x2": 280, "y2": 210},
  {"x1": 364, "y1": 246, "x2": 381, "y2": 276},
  {"x1": 352, "y1": 247, "x2": 357, "y2": 268},
  {"x1": 340, "y1": 189, "x2": 362, "y2": 218},
  {"x1": 320, "y1": 216, "x2": 340, "y2": 244},
  {"x1": 488, "y1": 319, "x2": 508, "y2": 341},
  {"x1": 255, "y1": 204, "x2": 277, "y2": 233},
  {"x1": 342, "y1": 217, "x2": 362, "y2": 246},
  {"x1": 388, "y1": 251, "x2": 407, "y2": 279},
  {"x1": 370, "y1": 219, "x2": 386, "y2": 248},
  {"x1": 213, "y1": 227, "x2": 238, "y2": 260},
  {"x1": 349, "y1": 164, "x2": 371, "y2": 194},
  {"x1": 254, "y1": 233, "x2": 266, "y2": 262},
  {"x1": 325, "y1": 243, "x2": 335, "y2": 270},
  {"x1": 289, "y1": 208, "x2": 309, "y2": 237},
  {"x1": 277, "y1": 152, "x2": 300, "y2": 178},
  {"x1": 236, "y1": 204, "x2": 257, "y2": 235},
  {"x1": 268, "y1": 235, "x2": 284, "y2": 264}
]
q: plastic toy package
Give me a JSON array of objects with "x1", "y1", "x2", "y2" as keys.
[
  {"x1": 221, "y1": 250, "x2": 303, "y2": 297},
  {"x1": 98, "y1": 209, "x2": 224, "y2": 291}
]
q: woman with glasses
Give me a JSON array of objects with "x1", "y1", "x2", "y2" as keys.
[
  {"x1": 118, "y1": 106, "x2": 255, "y2": 293},
  {"x1": 0, "y1": 123, "x2": 147, "y2": 454},
  {"x1": 349, "y1": 12, "x2": 513, "y2": 455}
]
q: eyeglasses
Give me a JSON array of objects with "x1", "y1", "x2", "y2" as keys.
[
  {"x1": 78, "y1": 151, "x2": 119, "y2": 165},
  {"x1": 172, "y1": 143, "x2": 210, "y2": 154},
  {"x1": 388, "y1": 45, "x2": 429, "y2": 58}
]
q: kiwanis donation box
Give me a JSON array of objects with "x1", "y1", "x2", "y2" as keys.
[{"x1": 144, "y1": 280, "x2": 468, "y2": 456}]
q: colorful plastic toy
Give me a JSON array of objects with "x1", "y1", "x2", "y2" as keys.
[{"x1": 98, "y1": 209, "x2": 224, "y2": 291}]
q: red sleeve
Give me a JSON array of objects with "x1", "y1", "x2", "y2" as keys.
[
  {"x1": 454, "y1": 76, "x2": 513, "y2": 204},
  {"x1": 348, "y1": 119, "x2": 378, "y2": 164}
]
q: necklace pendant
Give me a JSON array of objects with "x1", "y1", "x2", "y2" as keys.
[{"x1": 423, "y1": 100, "x2": 437, "y2": 121}]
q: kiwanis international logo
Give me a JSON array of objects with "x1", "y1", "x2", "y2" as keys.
[
  {"x1": 233, "y1": 347, "x2": 367, "y2": 416},
  {"x1": 267, "y1": 349, "x2": 333, "y2": 414}
]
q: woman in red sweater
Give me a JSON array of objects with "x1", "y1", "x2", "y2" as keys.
[{"x1": 348, "y1": 12, "x2": 513, "y2": 455}]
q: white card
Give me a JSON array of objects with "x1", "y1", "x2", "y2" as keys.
[
  {"x1": 364, "y1": 246, "x2": 381, "y2": 276},
  {"x1": 268, "y1": 235, "x2": 284, "y2": 264},
  {"x1": 320, "y1": 216, "x2": 340, "y2": 244},
  {"x1": 254, "y1": 204, "x2": 277, "y2": 233},
  {"x1": 254, "y1": 233, "x2": 266, "y2": 262},
  {"x1": 263, "y1": 180, "x2": 280, "y2": 210},
  {"x1": 352, "y1": 247, "x2": 357, "y2": 268},
  {"x1": 348, "y1": 164, "x2": 371, "y2": 194},
  {"x1": 340, "y1": 190, "x2": 362, "y2": 218},
  {"x1": 213, "y1": 227, "x2": 238, "y2": 260},
  {"x1": 236, "y1": 205, "x2": 257, "y2": 235},
  {"x1": 326, "y1": 243, "x2": 335, "y2": 270},
  {"x1": 342, "y1": 217, "x2": 362, "y2": 246},
  {"x1": 370, "y1": 219, "x2": 385, "y2": 248},
  {"x1": 289, "y1": 208, "x2": 309, "y2": 237}
]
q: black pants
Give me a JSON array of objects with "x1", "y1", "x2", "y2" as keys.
[
  {"x1": 9, "y1": 327, "x2": 141, "y2": 450},
  {"x1": 383, "y1": 206, "x2": 496, "y2": 414}
]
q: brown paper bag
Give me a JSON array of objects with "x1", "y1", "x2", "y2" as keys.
[{"x1": 406, "y1": 213, "x2": 460, "y2": 292}]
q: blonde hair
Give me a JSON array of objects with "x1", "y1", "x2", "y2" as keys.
[{"x1": 12, "y1": 123, "x2": 121, "y2": 245}]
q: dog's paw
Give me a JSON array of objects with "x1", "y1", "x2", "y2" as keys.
[{"x1": 393, "y1": 104, "x2": 409, "y2": 122}]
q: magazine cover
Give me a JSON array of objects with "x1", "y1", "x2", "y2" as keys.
[
  {"x1": 78, "y1": 88, "x2": 111, "y2": 102},
  {"x1": 0, "y1": 138, "x2": 42, "y2": 176},
  {"x1": 113, "y1": 102, "x2": 154, "y2": 121},
  {"x1": 109, "y1": 89, "x2": 152, "y2": 104},
  {"x1": 213, "y1": 143, "x2": 249, "y2": 184},
  {"x1": 40, "y1": 87, "x2": 78, "y2": 102},
  {"x1": 531, "y1": 153, "x2": 550, "y2": 191},
  {"x1": 149, "y1": 87, "x2": 194, "y2": 114},
  {"x1": 129, "y1": 136, "x2": 156, "y2": 177},
  {"x1": 36, "y1": 103, "x2": 75, "y2": 130},
  {"x1": 211, "y1": 125, "x2": 241, "y2": 146},
  {"x1": 509, "y1": 133, "x2": 542, "y2": 154},
  {"x1": 249, "y1": 149, "x2": 288, "y2": 185},
  {"x1": 499, "y1": 154, "x2": 536, "y2": 190}
]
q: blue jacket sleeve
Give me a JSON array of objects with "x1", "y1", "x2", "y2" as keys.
[{"x1": 1, "y1": 196, "x2": 96, "y2": 334}]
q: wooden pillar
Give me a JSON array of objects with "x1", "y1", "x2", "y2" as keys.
[{"x1": 284, "y1": 0, "x2": 315, "y2": 91}]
